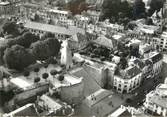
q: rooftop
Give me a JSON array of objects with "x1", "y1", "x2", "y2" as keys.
[
  {"x1": 0, "y1": 1, "x2": 10, "y2": 6},
  {"x1": 70, "y1": 66, "x2": 101, "y2": 97},
  {"x1": 24, "y1": 21, "x2": 85, "y2": 36},
  {"x1": 147, "y1": 84, "x2": 167, "y2": 109},
  {"x1": 3, "y1": 104, "x2": 39, "y2": 117},
  {"x1": 52, "y1": 74, "x2": 83, "y2": 89},
  {"x1": 84, "y1": 89, "x2": 113, "y2": 107},
  {"x1": 92, "y1": 35, "x2": 114, "y2": 49},
  {"x1": 115, "y1": 66, "x2": 142, "y2": 80}
]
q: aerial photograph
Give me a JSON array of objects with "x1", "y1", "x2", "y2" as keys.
[{"x1": 0, "y1": 0, "x2": 167, "y2": 116}]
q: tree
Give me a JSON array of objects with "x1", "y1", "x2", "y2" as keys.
[
  {"x1": 30, "y1": 41, "x2": 50, "y2": 61},
  {"x1": 34, "y1": 68, "x2": 40, "y2": 76},
  {"x1": 20, "y1": 32, "x2": 39, "y2": 48},
  {"x1": 50, "y1": 69, "x2": 58, "y2": 78},
  {"x1": 30, "y1": 38, "x2": 61, "y2": 61},
  {"x1": 148, "y1": 0, "x2": 165, "y2": 17},
  {"x1": 34, "y1": 77, "x2": 40, "y2": 83},
  {"x1": 2, "y1": 21, "x2": 19, "y2": 36},
  {"x1": 133, "y1": 0, "x2": 146, "y2": 19},
  {"x1": 100, "y1": 0, "x2": 132, "y2": 22},
  {"x1": 126, "y1": 98, "x2": 132, "y2": 104},
  {"x1": 41, "y1": 32, "x2": 55, "y2": 40},
  {"x1": 66, "y1": 0, "x2": 88, "y2": 15},
  {"x1": 58, "y1": 75, "x2": 64, "y2": 82},
  {"x1": 0, "y1": 41, "x2": 8, "y2": 65},
  {"x1": 42, "y1": 73, "x2": 49, "y2": 81},
  {"x1": 6, "y1": 32, "x2": 39, "y2": 48},
  {"x1": 3, "y1": 45, "x2": 36, "y2": 71},
  {"x1": 45, "y1": 38, "x2": 61, "y2": 57},
  {"x1": 23, "y1": 71, "x2": 30, "y2": 78},
  {"x1": 44, "y1": 64, "x2": 49, "y2": 72}
]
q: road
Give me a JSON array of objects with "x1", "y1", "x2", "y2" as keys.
[{"x1": 129, "y1": 75, "x2": 164, "y2": 108}]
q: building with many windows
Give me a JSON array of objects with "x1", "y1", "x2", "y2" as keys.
[
  {"x1": 113, "y1": 65, "x2": 142, "y2": 94},
  {"x1": 160, "y1": 31, "x2": 167, "y2": 51},
  {"x1": 144, "y1": 83, "x2": 167, "y2": 117},
  {"x1": 0, "y1": 1, "x2": 16, "y2": 16},
  {"x1": 24, "y1": 21, "x2": 85, "y2": 39}
]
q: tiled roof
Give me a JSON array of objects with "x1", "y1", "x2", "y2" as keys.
[
  {"x1": 116, "y1": 66, "x2": 142, "y2": 79},
  {"x1": 147, "y1": 84, "x2": 167, "y2": 109},
  {"x1": 70, "y1": 66, "x2": 101, "y2": 97},
  {"x1": 92, "y1": 35, "x2": 114, "y2": 49},
  {"x1": 133, "y1": 59, "x2": 145, "y2": 69},
  {"x1": 24, "y1": 21, "x2": 85, "y2": 36},
  {"x1": 126, "y1": 66, "x2": 142, "y2": 79},
  {"x1": 4, "y1": 104, "x2": 39, "y2": 116},
  {"x1": 151, "y1": 53, "x2": 163, "y2": 64}
]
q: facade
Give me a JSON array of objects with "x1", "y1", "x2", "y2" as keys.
[
  {"x1": 49, "y1": 73, "x2": 84, "y2": 105},
  {"x1": 160, "y1": 31, "x2": 167, "y2": 51},
  {"x1": 37, "y1": 94, "x2": 74, "y2": 116},
  {"x1": 24, "y1": 21, "x2": 85, "y2": 39},
  {"x1": 20, "y1": 3, "x2": 72, "y2": 25},
  {"x1": 9, "y1": 77, "x2": 49, "y2": 107},
  {"x1": 81, "y1": 89, "x2": 114, "y2": 116},
  {"x1": 0, "y1": 1, "x2": 16, "y2": 16},
  {"x1": 114, "y1": 66, "x2": 142, "y2": 94},
  {"x1": 3, "y1": 103, "x2": 39, "y2": 117},
  {"x1": 144, "y1": 84, "x2": 167, "y2": 117},
  {"x1": 142, "y1": 51, "x2": 163, "y2": 79}
]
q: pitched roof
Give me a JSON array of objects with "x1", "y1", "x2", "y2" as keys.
[
  {"x1": 151, "y1": 53, "x2": 163, "y2": 64},
  {"x1": 92, "y1": 35, "x2": 114, "y2": 49},
  {"x1": 24, "y1": 21, "x2": 85, "y2": 36},
  {"x1": 133, "y1": 59, "x2": 145, "y2": 69},
  {"x1": 84, "y1": 89, "x2": 112, "y2": 107},
  {"x1": 4, "y1": 104, "x2": 39, "y2": 116},
  {"x1": 70, "y1": 66, "x2": 101, "y2": 97},
  {"x1": 116, "y1": 66, "x2": 142, "y2": 79}
]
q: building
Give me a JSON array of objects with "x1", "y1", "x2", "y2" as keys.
[
  {"x1": 142, "y1": 51, "x2": 163, "y2": 79},
  {"x1": 91, "y1": 35, "x2": 115, "y2": 50},
  {"x1": 80, "y1": 89, "x2": 115, "y2": 116},
  {"x1": 144, "y1": 83, "x2": 167, "y2": 117},
  {"x1": 20, "y1": 3, "x2": 72, "y2": 25},
  {"x1": 49, "y1": 73, "x2": 84, "y2": 105},
  {"x1": 0, "y1": 1, "x2": 16, "y2": 16},
  {"x1": 3, "y1": 103, "x2": 39, "y2": 117},
  {"x1": 113, "y1": 65, "x2": 142, "y2": 94},
  {"x1": 60, "y1": 40, "x2": 73, "y2": 69},
  {"x1": 68, "y1": 33, "x2": 88, "y2": 50},
  {"x1": 8, "y1": 77, "x2": 49, "y2": 107},
  {"x1": 73, "y1": 53, "x2": 117, "y2": 89},
  {"x1": 86, "y1": 9, "x2": 101, "y2": 23},
  {"x1": 108, "y1": 105, "x2": 148, "y2": 117},
  {"x1": 74, "y1": 15, "x2": 90, "y2": 28},
  {"x1": 36, "y1": 94, "x2": 74, "y2": 116},
  {"x1": 24, "y1": 21, "x2": 85, "y2": 39},
  {"x1": 160, "y1": 31, "x2": 167, "y2": 51}
]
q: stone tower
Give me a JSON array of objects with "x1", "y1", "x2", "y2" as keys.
[{"x1": 60, "y1": 40, "x2": 73, "y2": 69}]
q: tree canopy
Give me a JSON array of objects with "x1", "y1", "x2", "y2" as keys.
[
  {"x1": 2, "y1": 21, "x2": 19, "y2": 36},
  {"x1": 133, "y1": 0, "x2": 146, "y2": 19},
  {"x1": 100, "y1": 0, "x2": 133, "y2": 22},
  {"x1": 3, "y1": 45, "x2": 36, "y2": 71},
  {"x1": 148, "y1": 0, "x2": 165, "y2": 17},
  {"x1": 65, "y1": 0, "x2": 89, "y2": 15},
  {"x1": 30, "y1": 38, "x2": 61, "y2": 61}
]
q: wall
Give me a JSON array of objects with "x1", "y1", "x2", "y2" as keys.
[{"x1": 60, "y1": 81, "x2": 84, "y2": 105}]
